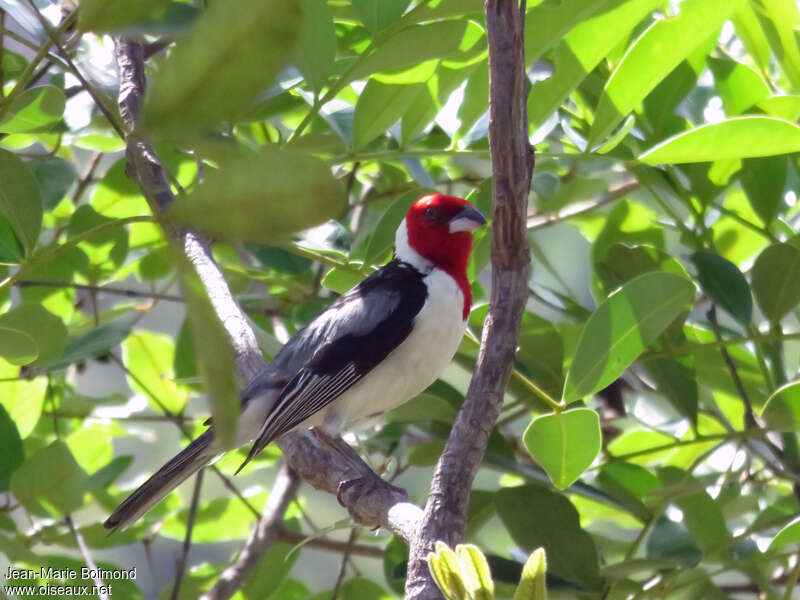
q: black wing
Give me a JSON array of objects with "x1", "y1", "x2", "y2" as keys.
[{"x1": 236, "y1": 259, "x2": 427, "y2": 471}]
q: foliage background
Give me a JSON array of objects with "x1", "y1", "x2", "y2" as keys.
[{"x1": 1, "y1": 0, "x2": 800, "y2": 598}]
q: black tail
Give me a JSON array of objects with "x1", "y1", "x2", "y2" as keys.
[{"x1": 104, "y1": 430, "x2": 215, "y2": 531}]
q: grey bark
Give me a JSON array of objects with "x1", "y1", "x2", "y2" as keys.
[{"x1": 404, "y1": 1, "x2": 534, "y2": 597}]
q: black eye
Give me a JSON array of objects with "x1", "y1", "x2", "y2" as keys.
[{"x1": 424, "y1": 206, "x2": 440, "y2": 221}]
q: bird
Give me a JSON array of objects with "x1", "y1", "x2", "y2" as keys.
[{"x1": 104, "y1": 193, "x2": 487, "y2": 530}]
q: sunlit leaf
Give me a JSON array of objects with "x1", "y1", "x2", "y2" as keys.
[
  {"x1": 0, "y1": 86, "x2": 65, "y2": 133},
  {"x1": 590, "y1": 0, "x2": 744, "y2": 145},
  {"x1": 639, "y1": 117, "x2": 800, "y2": 164},
  {"x1": 523, "y1": 408, "x2": 601, "y2": 489}
]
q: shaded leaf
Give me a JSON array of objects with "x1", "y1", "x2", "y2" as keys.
[
  {"x1": 740, "y1": 156, "x2": 787, "y2": 224},
  {"x1": 79, "y1": 0, "x2": 169, "y2": 32},
  {"x1": 0, "y1": 404, "x2": 23, "y2": 491},
  {"x1": 761, "y1": 381, "x2": 800, "y2": 432},
  {"x1": 143, "y1": 0, "x2": 302, "y2": 134},
  {"x1": 168, "y1": 148, "x2": 344, "y2": 243},
  {"x1": 495, "y1": 484, "x2": 601, "y2": 589},
  {"x1": 752, "y1": 243, "x2": 800, "y2": 323},
  {"x1": 10, "y1": 440, "x2": 87, "y2": 516},
  {"x1": 296, "y1": 0, "x2": 336, "y2": 92},
  {"x1": 564, "y1": 272, "x2": 696, "y2": 400},
  {"x1": 689, "y1": 251, "x2": 752, "y2": 325},
  {"x1": 0, "y1": 325, "x2": 37, "y2": 365},
  {"x1": 0, "y1": 147, "x2": 43, "y2": 252},
  {"x1": 0, "y1": 302, "x2": 67, "y2": 365}
]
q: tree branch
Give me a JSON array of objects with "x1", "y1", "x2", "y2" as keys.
[
  {"x1": 112, "y1": 35, "x2": 424, "y2": 588},
  {"x1": 404, "y1": 1, "x2": 534, "y2": 597}
]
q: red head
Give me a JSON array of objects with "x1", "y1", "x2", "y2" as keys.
[{"x1": 398, "y1": 193, "x2": 486, "y2": 318}]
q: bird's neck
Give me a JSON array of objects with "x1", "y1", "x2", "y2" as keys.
[{"x1": 395, "y1": 220, "x2": 472, "y2": 319}]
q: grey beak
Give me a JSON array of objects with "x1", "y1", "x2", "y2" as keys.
[{"x1": 449, "y1": 205, "x2": 487, "y2": 233}]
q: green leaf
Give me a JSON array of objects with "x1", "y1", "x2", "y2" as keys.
[
  {"x1": 429, "y1": 541, "x2": 468, "y2": 600},
  {"x1": 590, "y1": 0, "x2": 744, "y2": 145},
  {"x1": 645, "y1": 516, "x2": 702, "y2": 567},
  {"x1": 168, "y1": 148, "x2": 344, "y2": 243},
  {"x1": 523, "y1": 408, "x2": 601, "y2": 489},
  {"x1": 0, "y1": 362, "x2": 46, "y2": 437},
  {"x1": 527, "y1": 0, "x2": 663, "y2": 128},
  {"x1": 515, "y1": 312, "x2": 564, "y2": 401},
  {"x1": 0, "y1": 212, "x2": 24, "y2": 263},
  {"x1": 142, "y1": 0, "x2": 302, "y2": 135},
  {"x1": 123, "y1": 330, "x2": 187, "y2": 413},
  {"x1": 0, "y1": 85, "x2": 65, "y2": 133},
  {"x1": 0, "y1": 147, "x2": 43, "y2": 253},
  {"x1": 513, "y1": 548, "x2": 547, "y2": 600},
  {"x1": 352, "y1": 0, "x2": 410, "y2": 31},
  {"x1": 752, "y1": 243, "x2": 800, "y2": 323},
  {"x1": 78, "y1": 0, "x2": 169, "y2": 32},
  {"x1": 769, "y1": 516, "x2": 800, "y2": 549},
  {"x1": 43, "y1": 321, "x2": 131, "y2": 370},
  {"x1": 0, "y1": 302, "x2": 67, "y2": 365},
  {"x1": 707, "y1": 57, "x2": 770, "y2": 116},
  {"x1": 353, "y1": 80, "x2": 426, "y2": 149},
  {"x1": 29, "y1": 156, "x2": 77, "y2": 210},
  {"x1": 657, "y1": 467, "x2": 730, "y2": 551},
  {"x1": 386, "y1": 392, "x2": 457, "y2": 424},
  {"x1": 563, "y1": 271, "x2": 696, "y2": 400},
  {"x1": 761, "y1": 381, "x2": 800, "y2": 432},
  {"x1": 321, "y1": 267, "x2": 366, "y2": 294},
  {"x1": 639, "y1": 116, "x2": 800, "y2": 164},
  {"x1": 85, "y1": 455, "x2": 133, "y2": 491},
  {"x1": 756, "y1": 0, "x2": 800, "y2": 89},
  {"x1": 740, "y1": 156, "x2": 787, "y2": 224},
  {"x1": 349, "y1": 20, "x2": 471, "y2": 81},
  {"x1": 296, "y1": 0, "x2": 336, "y2": 92},
  {"x1": 0, "y1": 404, "x2": 23, "y2": 491},
  {"x1": 365, "y1": 190, "x2": 425, "y2": 264},
  {"x1": 10, "y1": 440, "x2": 87, "y2": 516},
  {"x1": 642, "y1": 356, "x2": 698, "y2": 425},
  {"x1": 456, "y1": 544, "x2": 494, "y2": 600},
  {"x1": 689, "y1": 251, "x2": 752, "y2": 325},
  {"x1": 0, "y1": 325, "x2": 37, "y2": 365},
  {"x1": 495, "y1": 484, "x2": 601, "y2": 589},
  {"x1": 524, "y1": 0, "x2": 599, "y2": 64},
  {"x1": 757, "y1": 95, "x2": 800, "y2": 121}
]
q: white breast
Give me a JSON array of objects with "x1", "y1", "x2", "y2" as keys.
[{"x1": 304, "y1": 268, "x2": 467, "y2": 433}]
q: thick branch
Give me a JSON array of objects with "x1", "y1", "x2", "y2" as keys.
[
  {"x1": 112, "y1": 34, "x2": 423, "y2": 574},
  {"x1": 404, "y1": 1, "x2": 533, "y2": 597}
]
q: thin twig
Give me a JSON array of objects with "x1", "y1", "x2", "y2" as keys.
[
  {"x1": 527, "y1": 180, "x2": 638, "y2": 230},
  {"x1": 170, "y1": 469, "x2": 204, "y2": 600},
  {"x1": 200, "y1": 466, "x2": 300, "y2": 600},
  {"x1": 16, "y1": 279, "x2": 184, "y2": 302},
  {"x1": 706, "y1": 306, "x2": 757, "y2": 428},
  {"x1": 331, "y1": 528, "x2": 359, "y2": 600},
  {"x1": 65, "y1": 515, "x2": 109, "y2": 600},
  {"x1": 276, "y1": 528, "x2": 383, "y2": 558}
]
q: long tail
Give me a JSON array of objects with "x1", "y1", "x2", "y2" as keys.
[{"x1": 104, "y1": 430, "x2": 215, "y2": 531}]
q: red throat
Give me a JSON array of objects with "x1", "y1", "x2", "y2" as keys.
[{"x1": 404, "y1": 195, "x2": 477, "y2": 320}]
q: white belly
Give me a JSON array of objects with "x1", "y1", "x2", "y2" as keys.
[{"x1": 303, "y1": 268, "x2": 467, "y2": 433}]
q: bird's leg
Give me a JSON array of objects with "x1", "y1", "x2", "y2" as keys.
[{"x1": 311, "y1": 427, "x2": 406, "y2": 509}]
